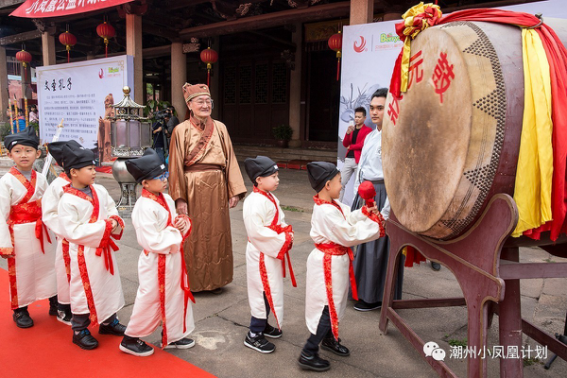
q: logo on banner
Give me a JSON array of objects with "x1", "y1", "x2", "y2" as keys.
[
  {"x1": 99, "y1": 69, "x2": 104, "y2": 79},
  {"x1": 354, "y1": 36, "x2": 367, "y2": 53}
]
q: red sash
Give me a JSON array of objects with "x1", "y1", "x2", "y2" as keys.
[
  {"x1": 252, "y1": 187, "x2": 295, "y2": 331},
  {"x1": 141, "y1": 189, "x2": 194, "y2": 348},
  {"x1": 63, "y1": 184, "x2": 122, "y2": 324},
  {"x1": 6, "y1": 168, "x2": 52, "y2": 309}
]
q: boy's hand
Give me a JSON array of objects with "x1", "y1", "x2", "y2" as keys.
[
  {"x1": 366, "y1": 205, "x2": 379, "y2": 215},
  {"x1": 110, "y1": 219, "x2": 119, "y2": 232},
  {"x1": 174, "y1": 217, "x2": 191, "y2": 234}
]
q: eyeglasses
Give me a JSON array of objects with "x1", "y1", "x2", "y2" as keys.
[
  {"x1": 191, "y1": 99, "x2": 214, "y2": 109},
  {"x1": 154, "y1": 171, "x2": 169, "y2": 181}
]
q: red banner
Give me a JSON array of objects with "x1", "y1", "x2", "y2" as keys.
[{"x1": 10, "y1": 0, "x2": 133, "y2": 18}]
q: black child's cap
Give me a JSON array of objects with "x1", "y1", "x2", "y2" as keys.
[
  {"x1": 307, "y1": 161, "x2": 340, "y2": 193},
  {"x1": 47, "y1": 140, "x2": 82, "y2": 168},
  {"x1": 125, "y1": 148, "x2": 167, "y2": 183},
  {"x1": 4, "y1": 127, "x2": 39, "y2": 152},
  {"x1": 61, "y1": 142, "x2": 96, "y2": 171},
  {"x1": 244, "y1": 155, "x2": 278, "y2": 185}
]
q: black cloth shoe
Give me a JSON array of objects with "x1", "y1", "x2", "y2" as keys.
[
  {"x1": 263, "y1": 324, "x2": 282, "y2": 339},
  {"x1": 298, "y1": 351, "x2": 331, "y2": 372},
  {"x1": 431, "y1": 261, "x2": 441, "y2": 271},
  {"x1": 354, "y1": 300, "x2": 382, "y2": 312},
  {"x1": 120, "y1": 336, "x2": 154, "y2": 357},
  {"x1": 57, "y1": 308, "x2": 72, "y2": 326},
  {"x1": 164, "y1": 338, "x2": 196, "y2": 350},
  {"x1": 321, "y1": 337, "x2": 350, "y2": 356},
  {"x1": 244, "y1": 332, "x2": 275, "y2": 354},
  {"x1": 48, "y1": 296, "x2": 58, "y2": 316},
  {"x1": 73, "y1": 329, "x2": 99, "y2": 350},
  {"x1": 13, "y1": 308, "x2": 33, "y2": 328},
  {"x1": 99, "y1": 318, "x2": 126, "y2": 336}
]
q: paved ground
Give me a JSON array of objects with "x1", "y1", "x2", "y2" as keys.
[{"x1": 0, "y1": 162, "x2": 566, "y2": 377}]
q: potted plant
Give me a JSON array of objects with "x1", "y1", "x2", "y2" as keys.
[{"x1": 272, "y1": 124, "x2": 293, "y2": 148}]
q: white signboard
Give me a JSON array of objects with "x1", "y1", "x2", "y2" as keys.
[
  {"x1": 338, "y1": 20, "x2": 401, "y2": 205},
  {"x1": 37, "y1": 55, "x2": 134, "y2": 149}
]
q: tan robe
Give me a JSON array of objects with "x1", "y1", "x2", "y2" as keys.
[{"x1": 169, "y1": 118, "x2": 246, "y2": 291}]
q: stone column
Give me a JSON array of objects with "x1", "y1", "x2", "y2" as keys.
[
  {"x1": 350, "y1": 0, "x2": 373, "y2": 25},
  {"x1": 0, "y1": 46, "x2": 8, "y2": 123},
  {"x1": 126, "y1": 13, "x2": 144, "y2": 104},
  {"x1": 41, "y1": 32, "x2": 56, "y2": 66},
  {"x1": 170, "y1": 41, "x2": 186, "y2": 121},
  {"x1": 288, "y1": 23, "x2": 302, "y2": 148}
]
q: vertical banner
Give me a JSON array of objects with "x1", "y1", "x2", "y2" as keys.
[
  {"x1": 338, "y1": 21, "x2": 402, "y2": 205},
  {"x1": 36, "y1": 55, "x2": 134, "y2": 149}
]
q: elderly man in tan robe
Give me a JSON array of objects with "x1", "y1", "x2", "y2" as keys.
[{"x1": 169, "y1": 83, "x2": 247, "y2": 294}]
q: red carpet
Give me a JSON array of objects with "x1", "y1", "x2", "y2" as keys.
[{"x1": 0, "y1": 268, "x2": 215, "y2": 378}]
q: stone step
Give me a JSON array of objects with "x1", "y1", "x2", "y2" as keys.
[{"x1": 234, "y1": 145, "x2": 337, "y2": 163}]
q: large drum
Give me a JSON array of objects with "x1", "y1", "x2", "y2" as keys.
[{"x1": 383, "y1": 19, "x2": 567, "y2": 240}]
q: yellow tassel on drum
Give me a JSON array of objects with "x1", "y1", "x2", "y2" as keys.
[
  {"x1": 512, "y1": 29, "x2": 554, "y2": 237},
  {"x1": 399, "y1": 3, "x2": 442, "y2": 92}
]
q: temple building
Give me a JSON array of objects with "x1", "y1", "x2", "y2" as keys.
[{"x1": 0, "y1": 0, "x2": 545, "y2": 152}]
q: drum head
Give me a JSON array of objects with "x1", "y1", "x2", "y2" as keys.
[{"x1": 383, "y1": 22, "x2": 507, "y2": 239}]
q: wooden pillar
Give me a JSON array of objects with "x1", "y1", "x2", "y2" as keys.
[
  {"x1": 170, "y1": 41, "x2": 186, "y2": 121},
  {"x1": 126, "y1": 13, "x2": 144, "y2": 104},
  {"x1": 289, "y1": 23, "x2": 302, "y2": 148},
  {"x1": 41, "y1": 32, "x2": 56, "y2": 66},
  {"x1": 0, "y1": 46, "x2": 8, "y2": 123},
  {"x1": 350, "y1": 0, "x2": 373, "y2": 25}
]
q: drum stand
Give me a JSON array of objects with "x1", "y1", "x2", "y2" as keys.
[{"x1": 379, "y1": 194, "x2": 567, "y2": 378}]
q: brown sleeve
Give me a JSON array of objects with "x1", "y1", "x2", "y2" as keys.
[
  {"x1": 168, "y1": 121, "x2": 188, "y2": 202},
  {"x1": 216, "y1": 121, "x2": 247, "y2": 200}
]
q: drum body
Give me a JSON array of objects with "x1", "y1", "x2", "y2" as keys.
[{"x1": 383, "y1": 20, "x2": 567, "y2": 240}]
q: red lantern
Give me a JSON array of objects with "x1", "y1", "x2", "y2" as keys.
[
  {"x1": 96, "y1": 21, "x2": 115, "y2": 58},
  {"x1": 200, "y1": 47, "x2": 218, "y2": 87},
  {"x1": 328, "y1": 30, "x2": 343, "y2": 81},
  {"x1": 16, "y1": 49, "x2": 32, "y2": 68},
  {"x1": 16, "y1": 49, "x2": 32, "y2": 84},
  {"x1": 59, "y1": 31, "x2": 77, "y2": 63}
]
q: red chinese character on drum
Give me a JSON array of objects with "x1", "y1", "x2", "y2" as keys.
[
  {"x1": 408, "y1": 50, "x2": 424, "y2": 89},
  {"x1": 431, "y1": 52, "x2": 455, "y2": 103},
  {"x1": 387, "y1": 93, "x2": 403, "y2": 126}
]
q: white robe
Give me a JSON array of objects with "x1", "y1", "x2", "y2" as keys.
[
  {"x1": 126, "y1": 193, "x2": 195, "y2": 344},
  {"x1": 243, "y1": 191, "x2": 294, "y2": 329},
  {"x1": 0, "y1": 168, "x2": 57, "y2": 309},
  {"x1": 42, "y1": 174, "x2": 72, "y2": 305},
  {"x1": 306, "y1": 199, "x2": 382, "y2": 336},
  {"x1": 57, "y1": 184, "x2": 125, "y2": 324}
]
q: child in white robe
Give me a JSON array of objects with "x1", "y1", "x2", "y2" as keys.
[
  {"x1": 57, "y1": 142, "x2": 126, "y2": 350},
  {"x1": 243, "y1": 156, "x2": 295, "y2": 354},
  {"x1": 298, "y1": 162, "x2": 385, "y2": 372},
  {"x1": 0, "y1": 127, "x2": 57, "y2": 328},
  {"x1": 121, "y1": 148, "x2": 195, "y2": 357},
  {"x1": 42, "y1": 141, "x2": 81, "y2": 325}
]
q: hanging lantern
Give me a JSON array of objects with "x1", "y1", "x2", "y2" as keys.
[
  {"x1": 16, "y1": 49, "x2": 32, "y2": 68},
  {"x1": 96, "y1": 20, "x2": 115, "y2": 58},
  {"x1": 16, "y1": 48, "x2": 32, "y2": 84},
  {"x1": 59, "y1": 30, "x2": 77, "y2": 63},
  {"x1": 328, "y1": 30, "x2": 343, "y2": 81},
  {"x1": 200, "y1": 47, "x2": 218, "y2": 87}
]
